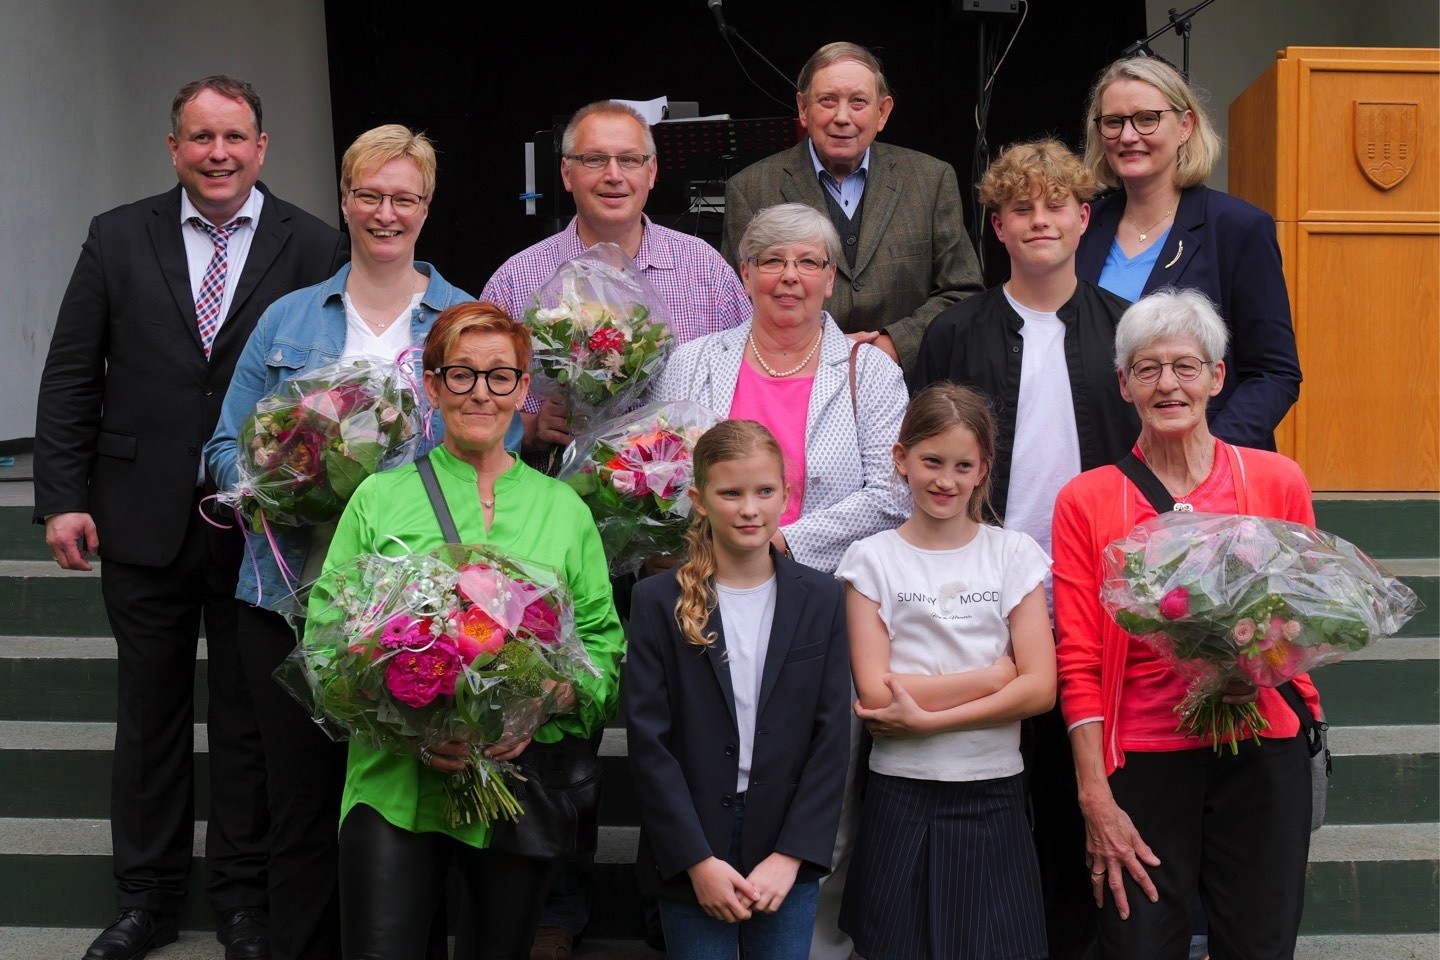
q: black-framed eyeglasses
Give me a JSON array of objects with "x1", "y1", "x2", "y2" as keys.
[
  {"x1": 433, "y1": 365, "x2": 525, "y2": 396},
  {"x1": 1128, "y1": 356, "x2": 1210, "y2": 384},
  {"x1": 349, "y1": 188, "x2": 425, "y2": 213},
  {"x1": 748, "y1": 256, "x2": 831, "y2": 276},
  {"x1": 564, "y1": 153, "x2": 652, "y2": 171},
  {"x1": 1093, "y1": 109, "x2": 1180, "y2": 139}
]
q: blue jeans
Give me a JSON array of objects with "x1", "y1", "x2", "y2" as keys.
[{"x1": 659, "y1": 800, "x2": 819, "y2": 960}]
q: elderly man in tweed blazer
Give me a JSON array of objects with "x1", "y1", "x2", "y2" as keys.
[{"x1": 721, "y1": 41, "x2": 983, "y2": 377}]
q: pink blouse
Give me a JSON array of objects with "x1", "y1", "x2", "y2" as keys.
[{"x1": 729, "y1": 360, "x2": 814, "y2": 526}]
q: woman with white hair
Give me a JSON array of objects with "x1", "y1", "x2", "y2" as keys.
[
  {"x1": 1051, "y1": 287, "x2": 1321, "y2": 959},
  {"x1": 652, "y1": 202, "x2": 908, "y2": 572}
]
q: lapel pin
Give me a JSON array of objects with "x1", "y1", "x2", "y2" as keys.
[{"x1": 1163, "y1": 241, "x2": 1184, "y2": 270}]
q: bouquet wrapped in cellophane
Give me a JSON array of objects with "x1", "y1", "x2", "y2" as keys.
[
  {"x1": 558, "y1": 400, "x2": 722, "y2": 574},
  {"x1": 221, "y1": 356, "x2": 424, "y2": 532},
  {"x1": 277, "y1": 544, "x2": 598, "y2": 827},
  {"x1": 523, "y1": 243, "x2": 673, "y2": 432},
  {"x1": 1100, "y1": 511, "x2": 1418, "y2": 751}
]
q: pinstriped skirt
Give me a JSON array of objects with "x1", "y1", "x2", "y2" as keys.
[{"x1": 839, "y1": 771, "x2": 1048, "y2": 960}]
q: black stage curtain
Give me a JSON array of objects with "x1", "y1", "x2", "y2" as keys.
[{"x1": 324, "y1": 1, "x2": 1146, "y2": 293}]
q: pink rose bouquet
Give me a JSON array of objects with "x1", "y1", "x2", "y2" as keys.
[
  {"x1": 523, "y1": 243, "x2": 673, "y2": 432},
  {"x1": 1100, "y1": 511, "x2": 1417, "y2": 750},
  {"x1": 279, "y1": 544, "x2": 595, "y2": 827},
  {"x1": 223, "y1": 356, "x2": 423, "y2": 530},
  {"x1": 558, "y1": 401, "x2": 721, "y2": 574}
]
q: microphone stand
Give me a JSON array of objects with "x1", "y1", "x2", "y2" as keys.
[
  {"x1": 721, "y1": 23, "x2": 799, "y2": 95},
  {"x1": 1122, "y1": 0, "x2": 1220, "y2": 79}
]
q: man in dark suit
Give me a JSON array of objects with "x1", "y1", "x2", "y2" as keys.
[
  {"x1": 33, "y1": 75, "x2": 345, "y2": 960},
  {"x1": 721, "y1": 41, "x2": 984, "y2": 378}
]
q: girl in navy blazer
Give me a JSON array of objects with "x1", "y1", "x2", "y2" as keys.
[{"x1": 624, "y1": 420, "x2": 851, "y2": 960}]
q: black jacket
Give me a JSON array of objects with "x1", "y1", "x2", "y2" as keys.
[
  {"x1": 914, "y1": 281, "x2": 1140, "y2": 518},
  {"x1": 624, "y1": 551, "x2": 851, "y2": 901}
]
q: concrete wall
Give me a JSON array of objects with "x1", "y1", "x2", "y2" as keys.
[
  {"x1": 0, "y1": 0, "x2": 336, "y2": 441},
  {"x1": 1141, "y1": 0, "x2": 1440, "y2": 192}
]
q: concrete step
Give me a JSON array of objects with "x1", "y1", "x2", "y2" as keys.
[
  {"x1": 1302, "y1": 823, "x2": 1440, "y2": 935},
  {"x1": 1295, "y1": 933, "x2": 1440, "y2": 960},
  {"x1": 1312, "y1": 496, "x2": 1440, "y2": 561}
]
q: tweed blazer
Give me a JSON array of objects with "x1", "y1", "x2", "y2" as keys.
[
  {"x1": 720, "y1": 140, "x2": 983, "y2": 376},
  {"x1": 651, "y1": 315, "x2": 909, "y2": 573}
]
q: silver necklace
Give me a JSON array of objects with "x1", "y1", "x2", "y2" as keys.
[
  {"x1": 350, "y1": 286, "x2": 415, "y2": 332},
  {"x1": 749, "y1": 329, "x2": 822, "y2": 378}
]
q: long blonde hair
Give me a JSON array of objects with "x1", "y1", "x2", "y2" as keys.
[{"x1": 674, "y1": 420, "x2": 785, "y2": 649}]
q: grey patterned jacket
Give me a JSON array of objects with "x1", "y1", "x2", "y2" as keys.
[{"x1": 652, "y1": 314, "x2": 910, "y2": 573}]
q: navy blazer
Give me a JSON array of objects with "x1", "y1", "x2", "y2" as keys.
[
  {"x1": 1076, "y1": 184, "x2": 1301, "y2": 451},
  {"x1": 624, "y1": 552, "x2": 851, "y2": 901}
]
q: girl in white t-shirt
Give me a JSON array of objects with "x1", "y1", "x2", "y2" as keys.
[
  {"x1": 836, "y1": 383, "x2": 1055, "y2": 960},
  {"x1": 625, "y1": 420, "x2": 851, "y2": 960}
]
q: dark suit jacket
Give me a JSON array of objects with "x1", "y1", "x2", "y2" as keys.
[
  {"x1": 721, "y1": 140, "x2": 983, "y2": 376},
  {"x1": 624, "y1": 552, "x2": 851, "y2": 901},
  {"x1": 1076, "y1": 184, "x2": 1301, "y2": 451},
  {"x1": 33, "y1": 183, "x2": 345, "y2": 566}
]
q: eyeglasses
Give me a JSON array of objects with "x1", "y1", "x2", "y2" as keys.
[
  {"x1": 1093, "y1": 109, "x2": 1180, "y2": 139},
  {"x1": 433, "y1": 365, "x2": 525, "y2": 396},
  {"x1": 564, "y1": 153, "x2": 652, "y2": 171},
  {"x1": 1128, "y1": 356, "x2": 1211, "y2": 384},
  {"x1": 349, "y1": 188, "x2": 425, "y2": 213},
  {"x1": 748, "y1": 256, "x2": 831, "y2": 276}
]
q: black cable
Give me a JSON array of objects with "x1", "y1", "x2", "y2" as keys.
[{"x1": 723, "y1": 29, "x2": 797, "y2": 113}]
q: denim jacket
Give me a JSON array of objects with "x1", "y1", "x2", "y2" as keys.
[{"x1": 204, "y1": 261, "x2": 487, "y2": 611}]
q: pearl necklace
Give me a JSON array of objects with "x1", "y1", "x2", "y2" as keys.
[
  {"x1": 1127, "y1": 207, "x2": 1174, "y2": 243},
  {"x1": 749, "y1": 329, "x2": 822, "y2": 378}
]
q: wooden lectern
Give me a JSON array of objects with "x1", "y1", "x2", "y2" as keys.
[{"x1": 1230, "y1": 47, "x2": 1439, "y2": 491}]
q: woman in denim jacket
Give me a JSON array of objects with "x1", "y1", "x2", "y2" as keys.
[{"x1": 204, "y1": 124, "x2": 483, "y2": 960}]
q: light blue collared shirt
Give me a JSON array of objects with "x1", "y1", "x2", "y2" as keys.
[{"x1": 809, "y1": 140, "x2": 870, "y2": 216}]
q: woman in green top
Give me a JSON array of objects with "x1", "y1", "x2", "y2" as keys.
[{"x1": 314, "y1": 301, "x2": 624, "y2": 958}]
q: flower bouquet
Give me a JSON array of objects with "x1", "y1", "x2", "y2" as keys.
[
  {"x1": 558, "y1": 401, "x2": 721, "y2": 574},
  {"x1": 523, "y1": 243, "x2": 673, "y2": 432},
  {"x1": 277, "y1": 543, "x2": 597, "y2": 827},
  {"x1": 1100, "y1": 511, "x2": 1418, "y2": 751},
  {"x1": 223, "y1": 356, "x2": 423, "y2": 532}
]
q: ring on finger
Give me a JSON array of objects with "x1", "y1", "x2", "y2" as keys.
[{"x1": 419, "y1": 746, "x2": 435, "y2": 766}]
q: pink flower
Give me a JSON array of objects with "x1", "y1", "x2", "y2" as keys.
[
  {"x1": 1237, "y1": 637, "x2": 1308, "y2": 687},
  {"x1": 611, "y1": 469, "x2": 638, "y2": 497},
  {"x1": 379, "y1": 614, "x2": 431, "y2": 649},
  {"x1": 1263, "y1": 616, "x2": 1286, "y2": 646},
  {"x1": 453, "y1": 606, "x2": 507, "y2": 663},
  {"x1": 383, "y1": 640, "x2": 461, "y2": 707},
  {"x1": 1282, "y1": 619, "x2": 1303, "y2": 641},
  {"x1": 1231, "y1": 618, "x2": 1257, "y2": 645},
  {"x1": 1158, "y1": 587, "x2": 1191, "y2": 620},
  {"x1": 521, "y1": 598, "x2": 562, "y2": 645},
  {"x1": 457, "y1": 565, "x2": 510, "y2": 611}
]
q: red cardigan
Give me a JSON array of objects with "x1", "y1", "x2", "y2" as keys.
[{"x1": 1052, "y1": 441, "x2": 1323, "y2": 775}]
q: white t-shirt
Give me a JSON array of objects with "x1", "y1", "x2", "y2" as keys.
[
  {"x1": 716, "y1": 576, "x2": 777, "y2": 793},
  {"x1": 835, "y1": 524, "x2": 1050, "y2": 782},
  {"x1": 1004, "y1": 286, "x2": 1081, "y2": 564}
]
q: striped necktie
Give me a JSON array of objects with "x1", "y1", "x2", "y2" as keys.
[{"x1": 189, "y1": 216, "x2": 249, "y2": 358}]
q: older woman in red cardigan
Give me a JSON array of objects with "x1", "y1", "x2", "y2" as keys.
[{"x1": 1051, "y1": 287, "x2": 1320, "y2": 960}]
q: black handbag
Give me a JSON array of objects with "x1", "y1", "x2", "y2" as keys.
[
  {"x1": 415, "y1": 453, "x2": 603, "y2": 858},
  {"x1": 1115, "y1": 451, "x2": 1330, "y2": 830}
]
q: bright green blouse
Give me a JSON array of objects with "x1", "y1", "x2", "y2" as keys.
[{"x1": 311, "y1": 443, "x2": 624, "y2": 848}]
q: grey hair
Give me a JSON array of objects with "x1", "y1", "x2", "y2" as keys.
[
  {"x1": 1082, "y1": 56, "x2": 1222, "y2": 190},
  {"x1": 561, "y1": 100, "x2": 656, "y2": 157},
  {"x1": 1113, "y1": 287, "x2": 1230, "y2": 372},
  {"x1": 737, "y1": 203, "x2": 843, "y2": 266},
  {"x1": 797, "y1": 41, "x2": 891, "y2": 101}
]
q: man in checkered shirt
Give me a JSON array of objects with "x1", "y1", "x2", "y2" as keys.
[{"x1": 482, "y1": 100, "x2": 750, "y2": 455}]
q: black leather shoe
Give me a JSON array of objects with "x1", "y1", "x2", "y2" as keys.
[
  {"x1": 83, "y1": 909, "x2": 178, "y2": 960},
  {"x1": 217, "y1": 907, "x2": 270, "y2": 960}
]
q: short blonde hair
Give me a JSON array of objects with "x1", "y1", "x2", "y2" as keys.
[
  {"x1": 1082, "y1": 57, "x2": 1221, "y2": 190},
  {"x1": 979, "y1": 139, "x2": 1097, "y2": 211},
  {"x1": 340, "y1": 124, "x2": 437, "y2": 200},
  {"x1": 422, "y1": 302, "x2": 532, "y2": 373}
]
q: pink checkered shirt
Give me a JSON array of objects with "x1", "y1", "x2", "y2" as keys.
[{"x1": 481, "y1": 216, "x2": 751, "y2": 413}]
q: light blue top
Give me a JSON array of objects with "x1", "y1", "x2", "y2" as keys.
[
  {"x1": 204, "y1": 261, "x2": 521, "y2": 611},
  {"x1": 1096, "y1": 228, "x2": 1171, "y2": 303},
  {"x1": 809, "y1": 140, "x2": 869, "y2": 215}
]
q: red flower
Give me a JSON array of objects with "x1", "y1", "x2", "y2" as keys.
[
  {"x1": 588, "y1": 327, "x2": 627, "y2": 354},
  {"x1": 454, "y1": 606, "x2": 508, "y2": 663},
  {"x1": 383, "y1": 640, "x2": 461, "y2": 707},
  {"x1": 1158, "y1": 587, "x2": 1191, "y2": 620},
  {"x1": 520, "y1": 598, "x2": 562, "y2": 645}
]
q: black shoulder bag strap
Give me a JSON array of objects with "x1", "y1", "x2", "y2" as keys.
[
  {"x1": 414, "y1": 454, "x2": 460, "y2": 545},
  {"x1": 1114, "y1": 451, "x2": 1328, "y2": 761}
]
